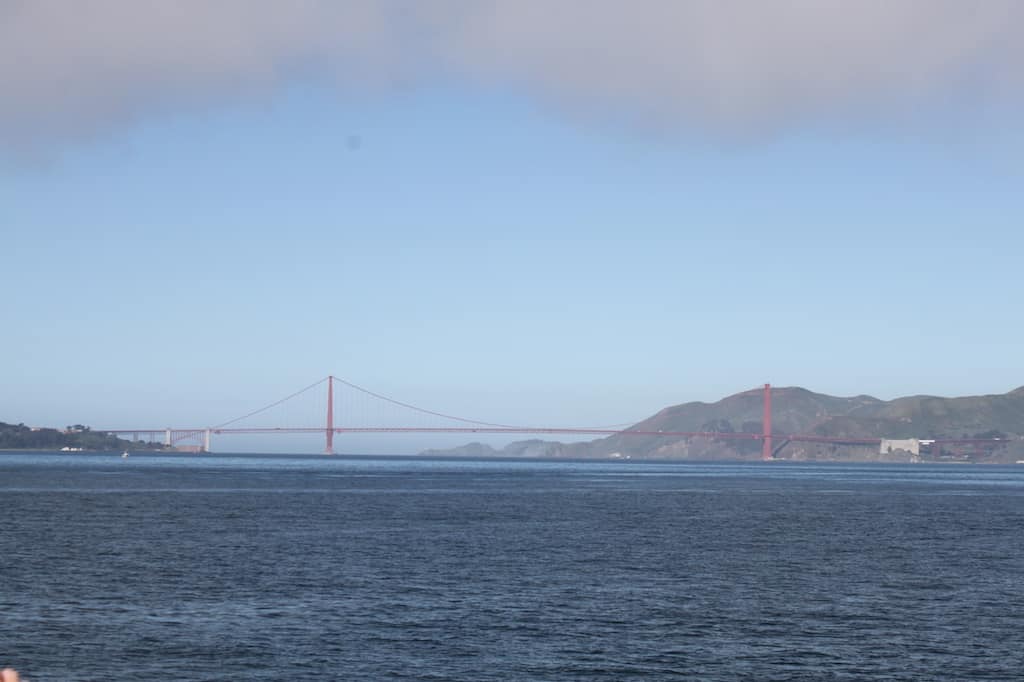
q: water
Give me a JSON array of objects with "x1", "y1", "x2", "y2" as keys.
[{"x1": 2, "y1": 453, "x2": 1024, "y2": 680}]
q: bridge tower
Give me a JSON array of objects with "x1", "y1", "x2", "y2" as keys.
[
  {"x1": 761, "y1": 383, "x2": 773, "y2": 461},
  {"x1": 325, "y1": 375, "x2": 335, "y2": 455}
]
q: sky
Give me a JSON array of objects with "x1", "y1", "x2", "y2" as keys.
[{"x1": 3, "y1": 1, "x2": 1023, "y2": 453}]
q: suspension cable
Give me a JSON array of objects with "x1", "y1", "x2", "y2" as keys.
[
  {"x1": 331, "y1": 375, "x2": 638, "y2": 430},
  {"x1": 213, "y1": 377, "x2": 328, "y2": 429}
]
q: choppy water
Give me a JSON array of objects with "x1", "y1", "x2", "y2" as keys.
[{"x1": 2, "y1": 453, "x2": 1024, "y2": 680}]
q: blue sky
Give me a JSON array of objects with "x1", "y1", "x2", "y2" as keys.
[{"x1": 3, "y1": 3, "x2": 1023, "y2": 453}]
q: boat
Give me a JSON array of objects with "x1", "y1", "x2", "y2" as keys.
[{"x1": 121, "y1": 451, "x2": 130, "y2": 458}]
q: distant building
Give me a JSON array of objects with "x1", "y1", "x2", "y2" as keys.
[{"x1": 880, "y1": 438, "x2": 920, "y2": 456}]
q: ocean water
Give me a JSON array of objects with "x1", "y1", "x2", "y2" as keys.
[{"x1": 2, "y1": 454, "x2": 1023, "y2": 681}]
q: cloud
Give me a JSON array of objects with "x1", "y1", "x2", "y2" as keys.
[
  {"x1": 2, "y1": 0, "x2": 1022, "y2": 148},
  {"x1": 436, "y1": 0, "x2": 1024, "y2": 130},
  {"x1": 0, "y1": 1, "x2": 399, "y2": 148}
]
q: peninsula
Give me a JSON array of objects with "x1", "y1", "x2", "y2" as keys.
[
  {"x1": 0, "y1": 422, "x2": 164, "y2": 452},
  {"x1": 422, "y1": 386, "x2": 1024, "y2": 463}
]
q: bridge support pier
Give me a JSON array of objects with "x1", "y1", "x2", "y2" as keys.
[{"x1": 203, "y1": 428, "x2": 211, "y2": 453}]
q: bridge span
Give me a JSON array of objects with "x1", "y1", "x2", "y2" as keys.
[{"x1": 98, "y1": 377, "x2": 1007, "y2": 459}]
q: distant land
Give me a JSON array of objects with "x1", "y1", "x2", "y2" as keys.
[
  {"x1": 422, "y1": 386, "x2": 1024, "y2": 464},
  {"x1": 0, "y1": 422, "x2": 165, "y2": 452}
]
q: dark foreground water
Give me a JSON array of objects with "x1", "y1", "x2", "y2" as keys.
[{"x1": 2, "y1": 454, "x2": 1024, "y2": 680}]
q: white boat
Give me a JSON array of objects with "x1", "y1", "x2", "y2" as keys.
[{"x1": 121, "y1": 451, "x2": 130, "y2": 458}]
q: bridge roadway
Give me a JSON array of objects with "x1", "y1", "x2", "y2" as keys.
[
  {"x1": 95, "y1": 376, "x2": 1012, "y2": 454},
  {"x1": 99, "y1": 425, "x2": 1007, "y2": 448}
]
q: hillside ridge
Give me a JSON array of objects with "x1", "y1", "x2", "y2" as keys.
[{"x1": 423, "y1": 385, "x2": 1024, "y2": 463}]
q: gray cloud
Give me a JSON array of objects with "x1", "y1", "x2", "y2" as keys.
[{"x1": 2, "y1": 0, "x2": 1022, "y2": 147}]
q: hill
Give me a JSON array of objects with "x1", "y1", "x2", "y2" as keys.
[
  {"x1": 422, "y1": 386, "x2": 1024, "y2": 463},
  {"x1": 0, "y1": 422, "x2": 163, "y2": 452}
]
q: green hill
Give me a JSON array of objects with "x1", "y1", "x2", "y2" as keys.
[
  {"x1": 425, "y1": 386, "x2": 1024, "y2": 463},
  {"x1": 0, "y1": 422, "x2": 162, "y2": 451}
]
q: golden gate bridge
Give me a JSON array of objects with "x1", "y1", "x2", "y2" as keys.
[{"x1": 98, "y1": 376, "x2": 1005, "y2": 459}]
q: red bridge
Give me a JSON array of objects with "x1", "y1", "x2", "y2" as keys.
[{"x1": 98, "y1": 376, "x2": 1005, "y2": 459}]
